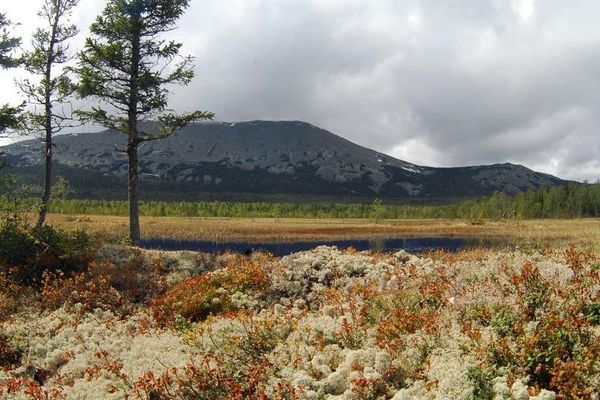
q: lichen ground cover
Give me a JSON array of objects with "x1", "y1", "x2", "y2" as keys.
[{"x1": 1, "y1": 245, "x2": 598, "y2": 399}]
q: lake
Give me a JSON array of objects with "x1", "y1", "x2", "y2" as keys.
[{"x1": 141, "y1": 237, "x2": 494, "y2": 257}]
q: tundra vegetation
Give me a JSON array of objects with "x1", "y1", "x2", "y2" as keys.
[
  {"x1": 0, "y1": 212, "x2": 599, "y2": 399},
  {"x1": 1, "y1": 175, "x2": 600, "y2": 399}
]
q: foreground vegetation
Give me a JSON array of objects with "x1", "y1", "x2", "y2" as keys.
[
  {"x1": 2, "y1": 176, "x2": 600, "y2": 398},
  {"x1": 1, "y1": 235, "x2": 599, "y2": 398},
  {"x1": 1, "y1": 196, "x2": 599, "y2": 398}
]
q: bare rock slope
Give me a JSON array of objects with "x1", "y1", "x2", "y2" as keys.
[{"x1": 2, "y1": 120, "x2": 567, "y2": 200}]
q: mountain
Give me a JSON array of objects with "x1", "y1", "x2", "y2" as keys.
[{"x1": 1, "y1": 120, "x2": 568, "y2": 202}]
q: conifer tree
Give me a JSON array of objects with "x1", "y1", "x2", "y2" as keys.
[
  {"x1": 18, "y1": 0, "x2": 79, "y2": 226},
  {"x1": 74, "y1": 0, "x2": 213, "y2": 244}
]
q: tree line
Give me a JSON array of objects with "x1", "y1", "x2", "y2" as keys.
[
  {"x1": 0, "y1": 0, "x2": 212, "y2": 244},
  {"x1": 35, "y1": 182, "x2": 600, "y2": 220}
]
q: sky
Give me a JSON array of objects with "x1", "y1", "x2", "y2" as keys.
[{"x1": 0, "y1": 0, "x2": 599, "y2": 182}]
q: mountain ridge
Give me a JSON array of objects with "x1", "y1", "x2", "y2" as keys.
[{"x1": 1, "y1": 120, "x2": 568, "y2": 201}]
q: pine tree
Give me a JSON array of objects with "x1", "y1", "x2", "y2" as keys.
[
  {"x1": 74, "y1": 0, "x2": 214, "y2": 244},
  {"x1": 17, "y1": 0, "x2": 80, "y2": 226}
]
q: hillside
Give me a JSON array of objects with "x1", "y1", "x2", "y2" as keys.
[{"x1": 1, "y1": 120, "x2": 567, "y2": 201}]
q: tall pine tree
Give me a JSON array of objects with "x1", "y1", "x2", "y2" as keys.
[
  {"x1": 18, "y1": 0, "x2": 80, "y2": 226},
  {"x1": 75, "y1": 0, "x2": 213, "y2": 244}
]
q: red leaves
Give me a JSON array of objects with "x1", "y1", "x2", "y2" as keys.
[
  {"x1": 464, "y1": 246, "x2": 600, "y2": 399},
  {"x1": 153, "y1": 255, "x2": 273, "y2": 324}
]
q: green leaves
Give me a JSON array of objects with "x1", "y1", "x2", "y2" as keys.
[
  {"x1": 369, "y1": 198, "x2": 385, "y2": 223},
  {"x1": 144, "y1": 110, "x2": 215, "y2": 142},
  {"x1": 75, "y1": 107, "x2": 128, "y2": 133},
  {"x1": 73, "y1": 0, "x2": 212, "y2": 243},
  {"x1": 0, "y1": 14, "x2": 22, "y2": 133}
]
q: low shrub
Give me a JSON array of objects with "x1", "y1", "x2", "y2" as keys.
[
  {"x1": 463, "y1": 248, "x2": 600, "y2": 398},
  {"x1": 40, "y1": 264, "x2": 123, "y2": 313},
  {"x1": 0, "y1": 271, "x2": 24, "y2": 320},
  {"x1": 95, "y1": 249, "x2": 168, "y2": 305},
  {"x1": 0, "y1": 334, "x2": 22, "y2": 370},
  {"x1": 40, "y1": 254, "x2": 168, "y2": 314},
  {"x1": 136, "y1": 311, "x2": 294, "y2": 400},
  {"x1": 153, "y1": 254, "x2": 273, "y2": 324},
  {"x1": 3, "y1": 244, "x2": 600, "y2": 398},
  {"x1": 133, "y1": 354, "x2": 275, "y2": 400},
  {"x1": 0, "y1": 219, "x2": 93, "y2": 285}
]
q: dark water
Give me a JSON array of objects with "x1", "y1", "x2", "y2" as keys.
[{"x1": 141, "y1": 237, "x2": 493, "y2": 257}]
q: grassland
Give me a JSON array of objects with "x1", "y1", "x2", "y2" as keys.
[{"x1": 44, "y1": 213, "x2": 600, "y2": 248}]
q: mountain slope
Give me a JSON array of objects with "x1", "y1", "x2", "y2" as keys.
[{"x1": 1, "y1": 120, "x2": 568, "y2": 201}]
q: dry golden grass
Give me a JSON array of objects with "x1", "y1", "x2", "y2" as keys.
[{"x1": 44, "y1": 213, "x2": 600, "y2": 248}]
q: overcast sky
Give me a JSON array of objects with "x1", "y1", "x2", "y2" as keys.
[{"x1": 1, "y1": 0, "x2": 598, "y2": 181}]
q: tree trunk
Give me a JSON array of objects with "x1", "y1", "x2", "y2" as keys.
[
  {"x1": 36, "y1": 4, "x2": 59, "y2": 228},
  {"x1": 36, "y1": 134, "x2": 52, "y2": 227},
  {"x1": 127, "y1": 13, "x2": 142, "y2": 245},
  {"x1": 127, "y1": 140, "x2": 141, "y2": 245}
]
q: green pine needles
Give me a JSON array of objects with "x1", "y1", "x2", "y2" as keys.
[{"x1": 73, "y1": 0, "x2": 213, "y2": 244}]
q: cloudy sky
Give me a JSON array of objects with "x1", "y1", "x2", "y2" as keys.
[{"x1": 1, "y1": 0, "x2": 599, "y2": 181}]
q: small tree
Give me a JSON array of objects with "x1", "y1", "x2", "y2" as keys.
[
  {"x1": 369, "y1": 198, "x2": 385, "y2": 224},
  {"x1": 51, "y1": 175, "x2": 71, "y2": 214},
  {"x1": 75, "y1": 0, "x2": 213, "y2": 244},
  {"x1": 18, "y1": 0, "x2": 80, "y2": 227}
]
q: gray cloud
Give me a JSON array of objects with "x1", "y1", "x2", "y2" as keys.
[{"x1": 2, "y1": 0, "x2": 600, "y2": 181}]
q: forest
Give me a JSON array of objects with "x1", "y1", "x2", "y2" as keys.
[{"x1": 20, "y1": 181, "x2": 600, "y2": 220}]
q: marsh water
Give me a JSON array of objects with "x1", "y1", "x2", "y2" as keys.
[{"x1": 141, "y1": 237, "x2": 494, "y2": 257}]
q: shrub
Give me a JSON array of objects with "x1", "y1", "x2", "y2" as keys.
[
  {"x1": 464, "y1": 252, "x2": 600, "y2": 398},
  {"x1": 133, "y1": 354, "x2": 274, "y2": 400},
  {"x1": 0, "y1": 219, "x2": 93, "y2": 285},
  {"x1": 136, "y1": 311, "x2": 294, "y2": 399},
  {"x1": 40, "y1": 254, "x2": 168, "y2": 314},
  {"x1": 467, "y1": 365, "x2": 497, "y2": 400},
  {"x1": 153, "y1": 254, "x2": 272, "y2": 324},
  {"x1": 94, "y1": 249, "x2": 167, "y2": 305},
  {"x1": 0, "y1": 271, "x2": 24, "y2": 320},
  {"x1": 0, "y1": 334, "x2": 22, "y2": 370},
  {"x1": 40, "y1": 264, "x2": 122, "y2": 313}
]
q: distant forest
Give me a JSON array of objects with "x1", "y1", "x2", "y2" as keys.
[{"x1": 33, "y1": 182, "x2": 600, "y2": 220}]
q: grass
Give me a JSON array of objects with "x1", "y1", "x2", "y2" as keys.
[{"x1": 43, "y1": 213, "x2": 600, "y2": 248}]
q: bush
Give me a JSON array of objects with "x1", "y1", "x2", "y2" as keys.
[
  {"x1": 40, "y1": 264, "x2": 123, "y2": 313},
  {"x1": 40, "y1": 251, "x2": 168, "y2": 313},
  {"x1": 462, "y1": 248, "x2": 600, "y2": 398},
  {"x1": 0, "y1": 334, "x2": 22, "y2": 370},
  {"x1": 153, "y1": 254, "x2": 272, "y2": 324},
  {"x1": 0, "y1": 271, "x2": 24, "y2": 320},
  {"x1": 0, "y1": 219, "x2": 93, "y2": 285}
]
